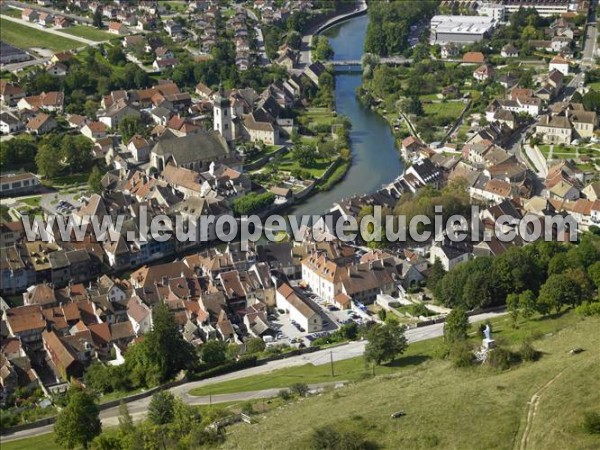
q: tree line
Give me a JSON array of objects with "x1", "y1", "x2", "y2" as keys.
[
  {"x1": 428, "y1": 232, "x2": 600, "y2": 316},
  {"x1": 364, "y1": 0, "x2": 437, "y2": 56}
]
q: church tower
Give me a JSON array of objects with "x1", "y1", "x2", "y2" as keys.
[{"x1": 213, "y1": 85, "x2": 232, "y2": 144}]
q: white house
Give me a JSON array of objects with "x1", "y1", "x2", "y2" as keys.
[
  {"x1": 429, "y1": 239, "x2": 471, "y2": 271},
  {"x1": 127, "y1": 296, "x2": 152, "y2": 335},
  {"x1": 276, "y1": 283, "x2": 323, "y2": 333},
  {"x1": 549, "y1": 55, "x2": 569, "y2": 75}
]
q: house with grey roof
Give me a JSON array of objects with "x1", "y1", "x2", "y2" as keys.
[{"x1": 151, "y1": 131, "x2": 233, "y2": 172}]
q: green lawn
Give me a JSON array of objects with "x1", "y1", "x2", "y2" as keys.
[
  {"x1": 0, "y1": 18, "x2": 80, "y2": 51},
  {"x1": 19, "y1": 196, "x2": 41, "y2": 208},
  {"x1": 587, "y1": 81, "x2": 600, "y2": 91},
  {"x1": 61, "y1": 25, "x2": 114, "y2": 42},
  {"x1": 221, "y1": 312, "x2": 600, "y2": 450},
  {"x1": 163, "y1": 1, "x2": 188, "y2": 13},
  {"x1": 2, "y1": 433, "x2": 61, "y2": 450},
  {"x1": 277, "y1": 153, "x2": 332, "y2": 178},
  {"x1": 2, "y1": 8, "x2": 23, "y2": 18},
  {"x1": 190, "y1": 310, "x2": 585, "y2": 397},
  {"x1": 42, "y1": 171, "x2": 91, "y2": 188},
  {"x1": 423, "y1": 101, "x2": 465, "y2": 121}
]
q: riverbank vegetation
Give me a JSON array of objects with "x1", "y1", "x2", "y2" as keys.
[
  {"x1": 357, "y1": 56, "x2": 536, "y2": 144},
  {"x1": 364, "y1": 1, "x2": 437, "y2": 56}
]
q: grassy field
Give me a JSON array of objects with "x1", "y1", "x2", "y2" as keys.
[
  {"x1": 191, "y1": 310, "x2": 586, "y2": 397},
  {"x1": 2, "y1": 8, "x2": 23, "y2": 18},
  {"x1": 423, "y1": 101, "x2": 466, "y2": 122},
  {"x1": 61, "y1": 25, "x2": 114, "y2": 42},
  {"x1": 277, "y1": 152, "x2": 333, "y2": 178},
  {"x1": 2, "y1": 434, "x2": 61, "y2": 450},
  {"x1": 220, "y1": 313, "x2": 600, "y2": 449},
  {"x1": 0, "y1": 19, "x2": 80, "y2": 51}
]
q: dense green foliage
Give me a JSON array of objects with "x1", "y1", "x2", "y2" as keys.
[
  {"x1": 86, "y1": 305, "x2": 195, "y2": 394},
  {"x1": 35, "y1": 134, "x2": 93, "y2": 179},
  {"x1": 312, "y1": 35, "x2": 334, "y2": 61},
  {"x1": 443, "y1": 308, "x2": 470, "y2": 343},
  {"x1": 433, "y1": 234, "x2": 600, "y2": 314},
  {"x1": 0, "y1": 136, "x2": 37, "y2": 171},
  {"x1": 364, "y1": 322, "x2": 408, "y2": 366},
  {"x1": 365, "y1": 1, "x2": 437, "y2": 56},
  {"x1": 54, "y1": 387, "x2": 101, "y2": 449},
  {"x1": 232, "y1": 192, "x2": 276, "y2": 216}
]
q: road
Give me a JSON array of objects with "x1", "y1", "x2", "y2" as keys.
[
  {"x1": 0, "y1": 310, "x2": 505, "y2": 443},
  {"x1": 582, "y1": 0, "x2": 598, "y2": 63},
  {"x1": 245, "y1": 8, "x2": 270, "y2": 67},
  {"x1": 297, "y1": 0, "x2": 368, "y2": 70},
  {"x1": 0, "y1": 14, "x2": 101, "y2": 46},
  {"x1": 5, "y1": 0, "x2": 92, "y2": 25}
]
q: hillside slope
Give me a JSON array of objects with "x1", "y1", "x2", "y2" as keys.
[{"x1": 221, "y1": 315, "x2": 600, "y2": 450}]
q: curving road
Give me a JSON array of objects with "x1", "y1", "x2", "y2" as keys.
[{"x1": 0, "y1": 310, "x2": 505, "y2": 443}]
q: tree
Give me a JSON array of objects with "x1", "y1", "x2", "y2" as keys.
[
  {"x1": 118, "y1": 400, "x2": 134, "y2": 434},
  {"x1": 88, "y1": 166, "x2": 104, "y2": 194},
  {"x1": 171, "y1": 398, "x2": 202, "y2": 436},
  {"x1": 313, "y1": 36, "x2": 334, "y2": 61},
  {"x1": 61, "y1": 135, "x2": 93, "y2": 174},
  {"x1": 364, "y1": 322, "x2": 408, "y2": 365},
  {"x1": 293, "y1": 144, "x2": 317, "y2": 166},
  {"x1": 246, "y1": 337, "x2": 266, "y2": 354},
  {"x1": 403, "y1": 96, "x2": 424, "y2": 115},
  {"x1": 444, "y1": 307, "x2": 469, "y2": 343},
  {"x1": 144, "y1": 303, "x2": 196, "y2": 381},
  {"x1": 93, "y1": 8, "x2": 103, "y2": 28},
  {"x1": 201, "y1": 339, "x2": 229, "y2": 365},
  {"x1": 427, "y1": 258, "x2": 446, "y2": 292},
  {"x1": 148, "y1": 390, "x2": 176, "y2": 425},
  {"x1": 507, "y1": 293, "x2": 520, "y2": 322},
  {"x1": 588, "y1": 261, "x2": 600, "y2": 288},
  {"x1": 290, "y1": 382, "x2": 309, "y2": 397},
  {"x1": 518, "y1": 290, "x2": 537, "y2": 320},
  {"x1": 537, "y1": 274, "x2": 580, "y2": 315},
  {"x1": 35, "y1": 143, "x2": 61, "y2": 178},
  {"x1": 107, "y1": 46, "x2": 126, "y2": 66},
  {"x1": 54, "y1": 387, "x2": 101, "y2": 449},
  {"x1": 118, "y1": 115, "x2": 145, "y2": 141}
]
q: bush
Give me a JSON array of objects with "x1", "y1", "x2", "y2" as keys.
[
  {"x1": 189, "y1": 356, "x2": 258, "y2": 381},
  {"x1": 582, "y1": 411, "x2": 600, "y2": 434},
  {"x1": 450, "y1": 342, "x2": 474, "y2": 368},
  {"x1": 278, "y1": 389, "x2": 292, "y2": 401},
  {"x1": 575, "y1": 300, "x2": 600, "y2": 316},
  {"x1": 232, "y1": 192, "x2": 275, "y2": 216},
  {"x1": 487, "y1": 347, "x2": 518, "y2": 370},
  {"x1": 307, "y1": 426, "x2": 376, "y2": 450},
  {"x1": 241, "y1": 401, "x2": 254, "y2": 416},
  {"x1": 290, "y1": 383, "x2": 309, "y2": 397},
  {"x1": 519, "y1": 341, "x2": 540, "y2": 362}
]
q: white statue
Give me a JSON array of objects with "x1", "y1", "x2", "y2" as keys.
[{"x1": 484, "y1": 324, "x2": 492, "y2": 341}]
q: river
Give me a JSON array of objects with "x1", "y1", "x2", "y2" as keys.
[{"x1": 290, "y1": 14, "x2": 403, "y2": 217}]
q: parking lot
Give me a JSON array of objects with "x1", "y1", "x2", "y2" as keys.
[{"x1": 267, "y1": 284, "x2": 375, "y2": 348}]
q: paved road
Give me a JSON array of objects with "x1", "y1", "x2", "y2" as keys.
[
  {"x1": 297, "y1": 0, "x2": 368, "y2": 70},
  {"x1": 245, "y1": 8, "x2": 270, "y2": 67},
  {"x1": 582, "y1": 0, "x2": 598, "y2": 63},
  {"x1": 0, "y1": 14, "x2": 102, "y2": 46},
  {"x1": 0, "y1": 310, "x2": 505, "y2": 443},
  {"x1": 5, "y1": 0, "x2": 92, "y2": 25},
  {"x1": 0, "y1": 56, "x2": 51, "y2": 72}
]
